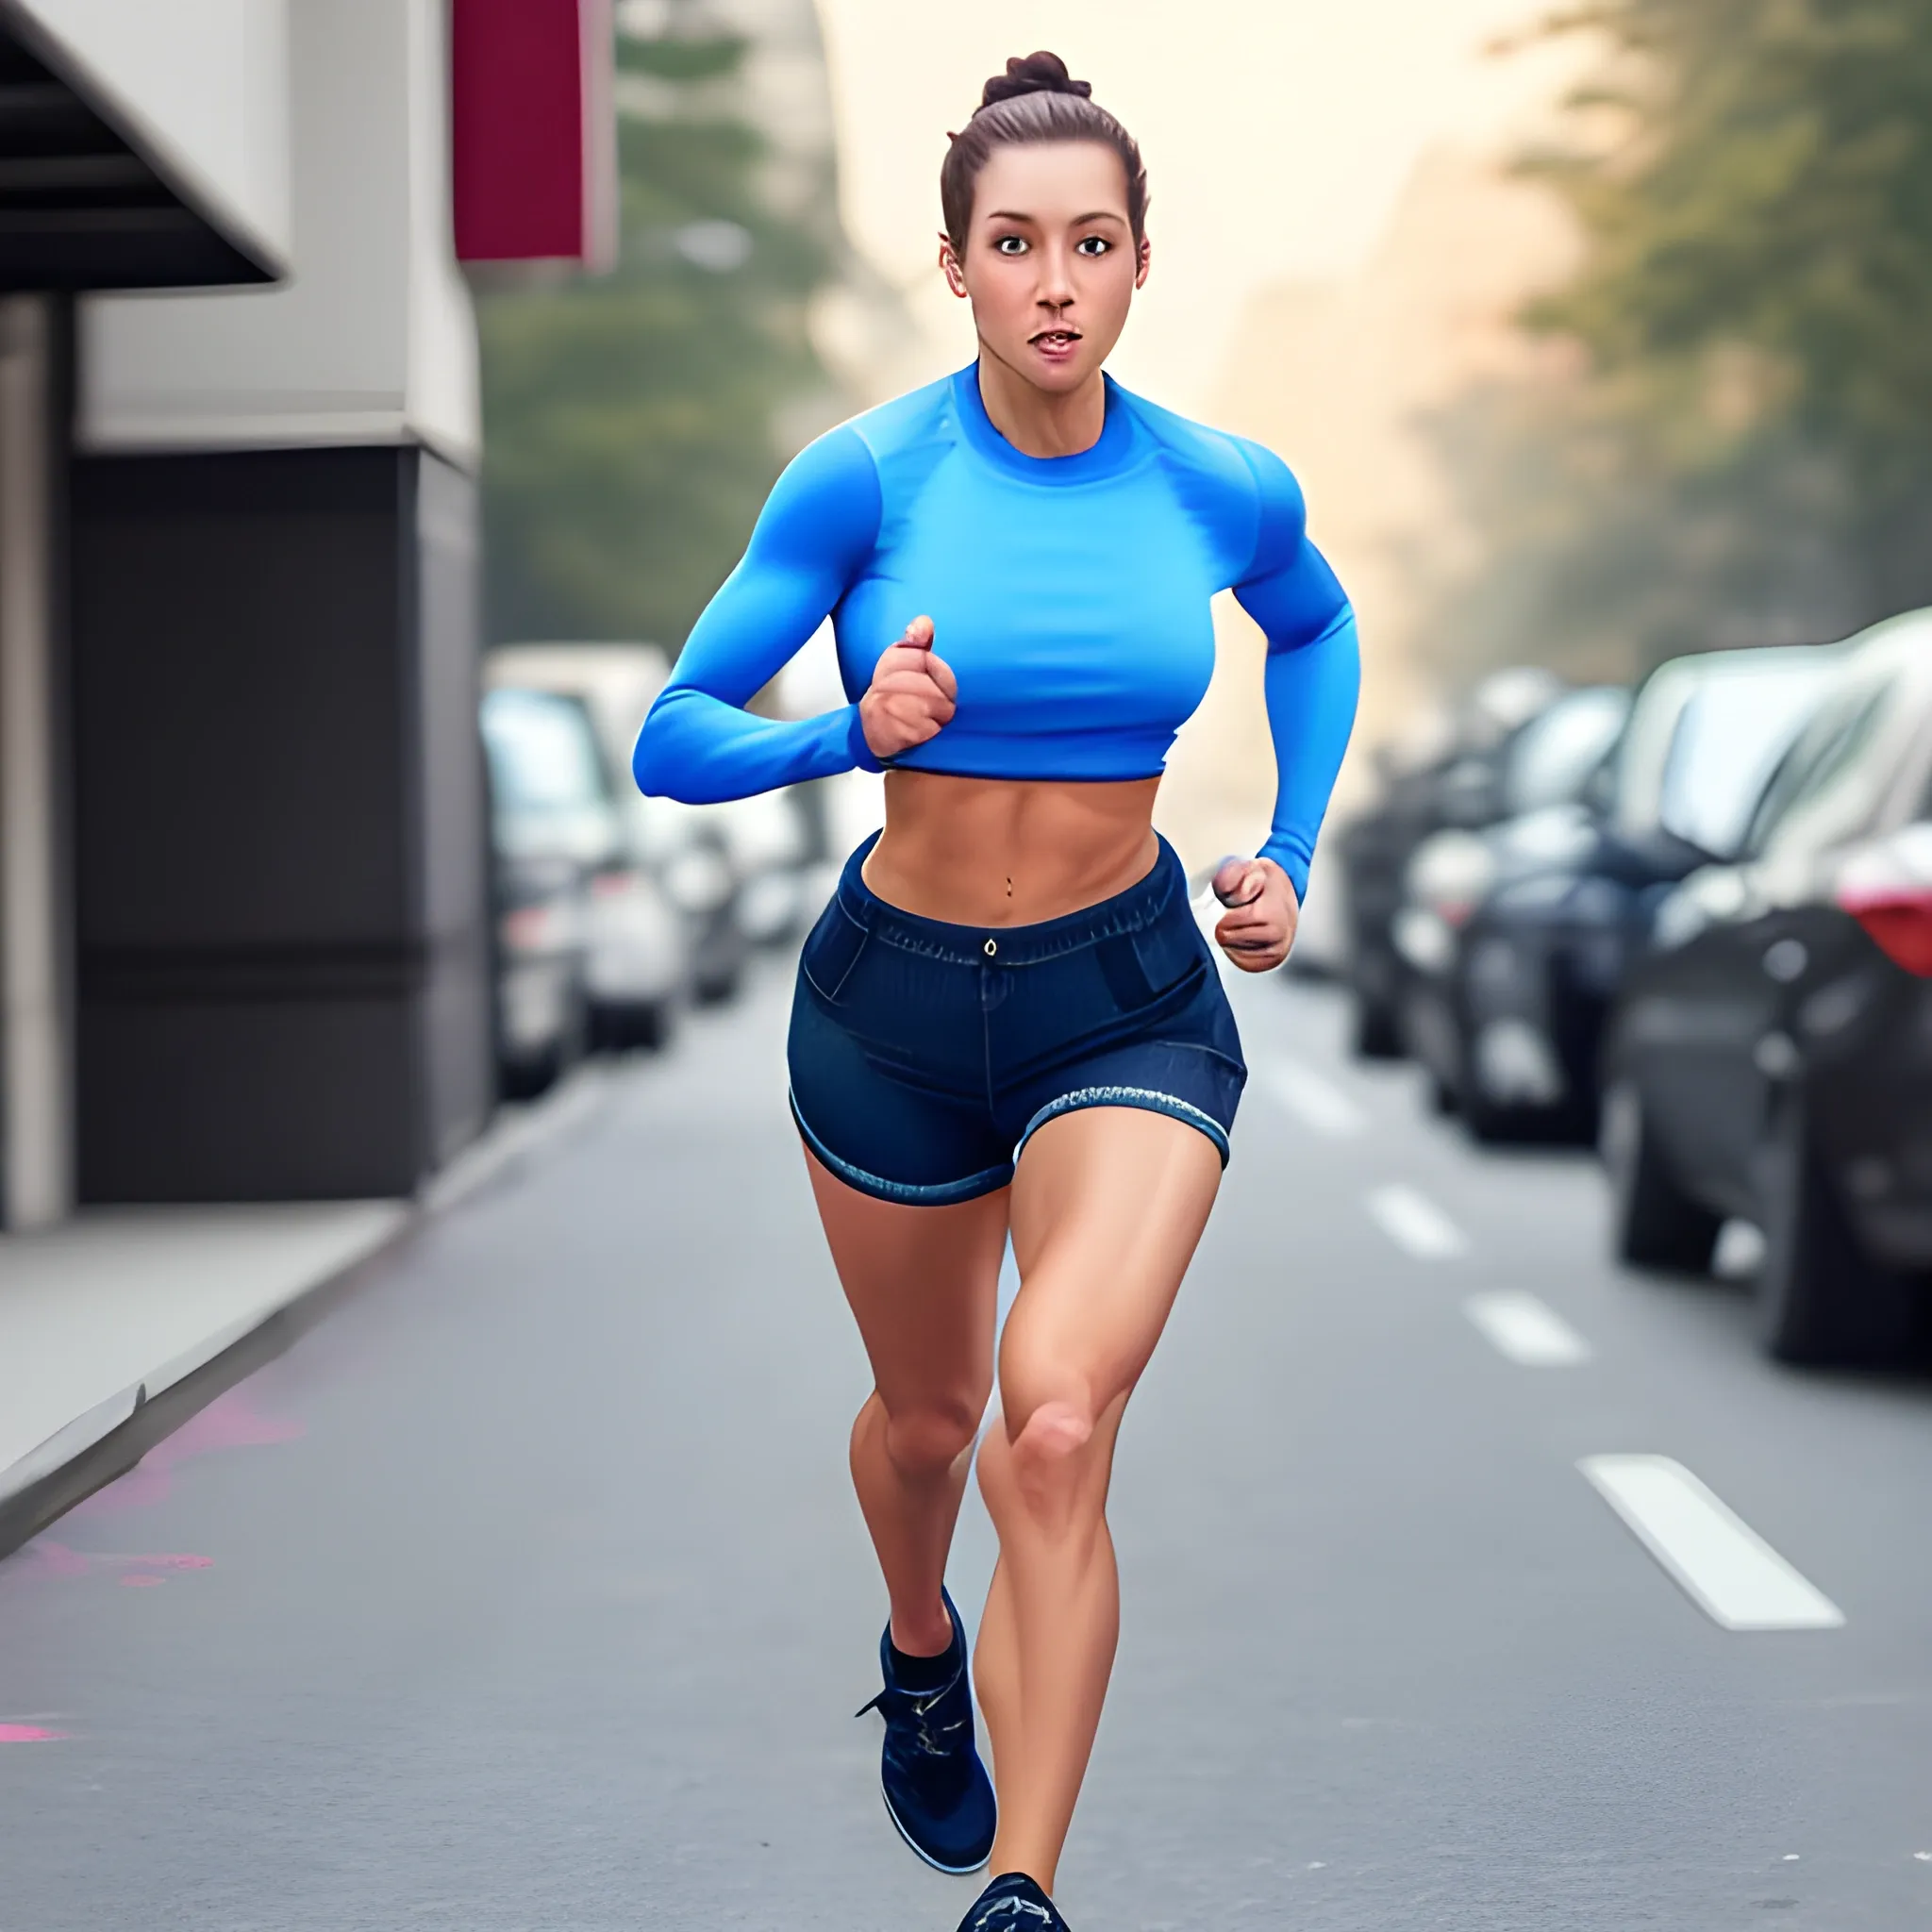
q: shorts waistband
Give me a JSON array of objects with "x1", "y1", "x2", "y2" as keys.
[{"x1": 834, "y1": 829, "x2": 1188, "y2": 968}]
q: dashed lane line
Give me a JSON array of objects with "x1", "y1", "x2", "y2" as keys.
[
  {"x1": 1464, "y1": 1291, "x2": 1592, "y2": 1366},
  {"x1": 1261, "y1": 1060, "x2": 1369, "y2": 1138},
  {"x1": 1365, "y1": 1184, "x2": 1469, "y2": 1259},
  {"x1": 1580, "y1": 1454, "x2": 1845, "y2": 1632}
]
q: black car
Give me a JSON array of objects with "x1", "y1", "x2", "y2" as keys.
[
  {"x1": 1398, "y1": 649, "x2": 1835, "y2": 1141},
  {"x1": 1336, "y1": 666, "x2": 1565, "y2": 1057},
  {"x1": 1601, "y1": 616, "x2": 1932, "y2": 1364}
]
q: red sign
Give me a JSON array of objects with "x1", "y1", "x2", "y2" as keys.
[{"x1": 452, "y1": 0, "x2": 616, "y2": 269}]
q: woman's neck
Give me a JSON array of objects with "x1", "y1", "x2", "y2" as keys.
[{"x1": 975, "y1": 352, "x2": 1106, "y2": 458}]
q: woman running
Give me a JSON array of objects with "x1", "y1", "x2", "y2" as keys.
[{"x1": 634, "y1": 51, "x2": 1358, "y2": 1930}]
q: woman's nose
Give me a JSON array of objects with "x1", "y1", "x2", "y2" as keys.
[{"x1": 1036, "y1": 247, "x2": 1076, "y2": 305}]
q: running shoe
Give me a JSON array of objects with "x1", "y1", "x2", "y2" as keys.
[
  {"x1": 854, "y1": 1585, "x2": 996, "y2": 1874},
  {"x1": 956, "y1": 1872, "x2": 1068, "y2": 1929}
]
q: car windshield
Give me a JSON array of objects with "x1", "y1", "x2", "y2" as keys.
[
  {"x1": 1655, "y1": 665, "x2": 1834, "y2": 858},
  {"x1": 1503, "y1": 687, "x2": 1630, "y2": 815},
  {"x1": 481, "y1": 689, "x2": 612, "y2": 816},
  {"x1": 1741, "y1": 674, "x2": 1898, "y2": 858}
]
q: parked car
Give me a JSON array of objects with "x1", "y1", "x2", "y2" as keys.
[
  {"x1": 1397, "y1": 648, "x2": 1835, "y2": 1141},
  {"x1": 1601, "y1": 613, "x2": 1932, "y2": 1364},
  {"x1": 488, "y1": 645, "x2": 748, "y2": 1004},
  {"x1": 482, "y1": 687, "x2": 687, "y2": 1096},
  {"x1": 1336, "y1": 666, "x2": 1566, "y2": 1057}
]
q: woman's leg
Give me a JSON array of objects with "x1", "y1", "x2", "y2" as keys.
[
  {"x1": 974, "y1": 1106, "x2": 1223, "y2": 1891},
  {"x1": 803, "y1": 1145, "x2": 1009, "y2": 1657}
]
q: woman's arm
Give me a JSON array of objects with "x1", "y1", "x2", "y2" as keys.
[
  {"x1": 1231, "y1": 441, "x2": 1361, "y2": 903},
  {"x1": 632, "y1": 425, "x2": 885, "y2": 803}
]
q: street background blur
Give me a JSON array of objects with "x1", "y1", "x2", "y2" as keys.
[
  {"x1": 5, "y1": 5, "x2": 1932, "y2": 1927},
  {"x1": 481, "y1": 0, "x2": 1932, "y2": 862}
]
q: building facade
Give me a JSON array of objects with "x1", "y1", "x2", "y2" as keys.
[{"x1": 0, "y1": 0, "x2": 610, "y2": 1228}]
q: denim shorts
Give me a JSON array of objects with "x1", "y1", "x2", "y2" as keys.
[{"x1": 787, "y1": 832, "x2": 1247, "y2": 1207}]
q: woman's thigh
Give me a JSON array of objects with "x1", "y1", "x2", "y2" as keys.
[
  {"x1": 803, "y1": 1142, "x2": 1008, "y2": 1423},
  {"x1": 1001, "y1": 1106, "x2": 1224, "y2": 1425}
]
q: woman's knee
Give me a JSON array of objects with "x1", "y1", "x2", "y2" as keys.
[
  {"x1": 875, "y1": 1392, "x2": 984, "y2": 1479},
  {"x1": 997, "y1": 1362, "x2": 1106, "y2": 1506}
]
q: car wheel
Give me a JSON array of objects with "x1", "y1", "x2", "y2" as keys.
[
  {"x1": 500, "y1": 1044, "x2": 563, "y2": 1103},
  {"x1": 692, "y1": 962, "x2": 741, "y2": 1006},
  {"x1": 1460, "y1": 1085, "x2": 1521, "y2": 1144},
  {"x1": 1755, "y1": 1101, "x2": 1923, "y2": 1367},
  {"x1": 592, "y1": 999, "x2": 674, "y2": 1053},
  {"x1": 1351, "y1": 992, "x2": 1404, "y2": 1060},
  {"x1": 1601, "y1": 1079, "x2": 1720, "y2": 1271}
]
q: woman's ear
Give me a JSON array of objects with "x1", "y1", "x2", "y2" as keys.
[
  {"x1": 938, "y1": 234, "x2": 969, "y2": 299},
  {"x1": 1135, "y1": 234, "x2": 1152, "y2": 291}
]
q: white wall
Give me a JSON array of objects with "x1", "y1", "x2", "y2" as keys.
[
  {"x1": 17, "y1": 0, "x2": 291, "y2": 272},
  {"x1": 77, "y1": 0, "x2": 480, "y2": 471}
]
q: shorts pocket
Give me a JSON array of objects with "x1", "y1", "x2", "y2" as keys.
[
  {"x1": 1094, "y1": 910, "x2": 1207, "y2": 1014},
  {"x1": 800, "y1": 900, "x2": 871, "y2": 1004}
]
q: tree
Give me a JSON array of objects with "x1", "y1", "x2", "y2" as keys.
[
  {"x1": 476, "y1": 22, "x2": 841, "y2": 647},
  {"x1": 1422, "y1": 1, "x2": 1932, "y2": 681}
]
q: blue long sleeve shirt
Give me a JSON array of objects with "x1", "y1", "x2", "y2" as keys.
[{"x1": 633, "y1": 364, "x2": 1359, "y2": 898}]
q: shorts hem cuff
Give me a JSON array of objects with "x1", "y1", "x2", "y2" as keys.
[
  {"x1": 1013, "y1": 1087, "x2": 1232, "y2": 1168},
  {"x1": 790, "y1": 1091, "x2": 1013, "y2": 1207}
]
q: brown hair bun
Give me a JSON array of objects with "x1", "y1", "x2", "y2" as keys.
[
  {"x1": 980, "y1": 52, "x2": 1092, "y2": 110},
  {"x1": 941, "y1": 50, "x2": 1148, "y2": 249}
]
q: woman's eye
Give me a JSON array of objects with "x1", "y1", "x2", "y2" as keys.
[
  {"x1": 1074, "y1": 236, "x2": 1111, "y2": 257},
  {"x1": 994, "y1": 235, "x2": 1028, "y2": 256}
]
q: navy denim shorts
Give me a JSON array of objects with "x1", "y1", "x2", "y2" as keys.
[{"x1": 788, "y1": 832, "x2": 1247, "y2": 1207}]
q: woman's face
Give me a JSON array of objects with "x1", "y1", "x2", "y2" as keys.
[{"x1": 941, "y1": 141, "x2": 1149, "y2": 395}]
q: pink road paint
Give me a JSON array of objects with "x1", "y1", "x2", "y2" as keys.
[
  {"x1": 74, "y1": 1389, "x2": 304, "y2": 1518},
  {"x1": 0, "y1": 1724, "x2": 65, "y2": 1742},
  {"x1": 14, "y1": 1542, "x2": 213, "y2": 1582},
  {"x1": 25, "y1": 1541, "x2": 91, "y2": 1577}
]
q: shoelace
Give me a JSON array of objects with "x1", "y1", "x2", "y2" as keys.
[
  {"x1": 855, "y1": 1677, "x2": 968, "y2": 1757},
  {"x1": 972, "y1": 1896, "x2": 1054, "y2": 1928}
]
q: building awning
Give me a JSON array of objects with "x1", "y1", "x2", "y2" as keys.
[{"x1": 0, "y1": 9, "x2": 280, "y2": 291}]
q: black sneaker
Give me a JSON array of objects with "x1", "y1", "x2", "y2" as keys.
[
  {"x1": 957, "y1": 1872, "x2": 1068, "y2": 1930},
  {"x1": 854, "y1": 1585, "x2": 996, "y2": 1874}
]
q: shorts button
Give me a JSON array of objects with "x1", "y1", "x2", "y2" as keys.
[{"x1": 983, "y1": 937, "x2": 997, "y2": 958}]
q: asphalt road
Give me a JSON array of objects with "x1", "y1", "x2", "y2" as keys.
[{"x1": 4, "y1": 947, "x2": 1931, "y2": 1932}]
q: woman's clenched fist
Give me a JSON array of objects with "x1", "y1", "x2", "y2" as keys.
[
  {"x1": 1210, "y1": 856, "x2": 1300, "y2": 974},
  {"x1": 859, "y1": 615, "x2": 956, "y2": 761}
]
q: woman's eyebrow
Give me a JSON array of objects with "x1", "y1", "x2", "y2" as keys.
[{"x1": 981, "y1": 209, "x2": 1127, "y2": 226}]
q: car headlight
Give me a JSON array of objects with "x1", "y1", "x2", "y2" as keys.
[
  {"x1": 1405, "y1": 831, "x2": 1499, "y2": 926},
  {"x1": 664, "y1": 847, "x2": 733, "y2": 914},
  {"x1": 1650, "y1": 866, "x2": 1753, "y2": 952}
]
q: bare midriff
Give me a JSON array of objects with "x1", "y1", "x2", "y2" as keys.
[{"x1": 860, "y1": 770, "x2": 1164, "y2": 927}]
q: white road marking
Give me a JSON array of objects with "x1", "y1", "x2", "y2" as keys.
[
  {"x1": 1579, "y1": 1454, "x2": 1845, "y2": 1632},
  {"x1": 1463, "y1": 1291, "x2": 1591, "y2": 1366},
  {"x1": 1261, "y1": 1060, "x2": 1368, "y2": 1138},
  {"x1": 1366, "y1": 1184, "x2": 1469, "y2": 1259}
]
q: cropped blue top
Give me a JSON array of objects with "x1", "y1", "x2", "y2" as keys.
[{"x1": 632, "y1": 364, "x2": 1359, "y2": 896}]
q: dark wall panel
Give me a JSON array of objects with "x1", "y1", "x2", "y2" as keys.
[
  {"x1": 77, "y1": 998, "x2": 421, "y2": 1200},
  {"x1": 71, "y1": 446, "x2": 491, "y2": 1202}
]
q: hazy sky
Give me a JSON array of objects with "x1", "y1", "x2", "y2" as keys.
[{"x1": 813, "y1": 0, "x2": 1578, "y2": 408}]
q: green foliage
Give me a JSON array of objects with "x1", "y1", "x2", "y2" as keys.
[
  {"x1": 1426, "y1": 0, "x2": 1932, "y2": 681},
  {"x1": 477, "y1": 27, "x2": 839, "y2": 648},
  {"x1": 1531, "y1": 1, "x2": 1932, "y2": 477}
]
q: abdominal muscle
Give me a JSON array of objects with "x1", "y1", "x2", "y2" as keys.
[{"x1": 859, "y1": 770, "x2": 1164, "y2": 927}]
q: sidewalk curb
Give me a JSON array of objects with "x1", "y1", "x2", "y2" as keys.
[{"x1": 0, "y1": 1067, "x2": 615, "y2": 1563}]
